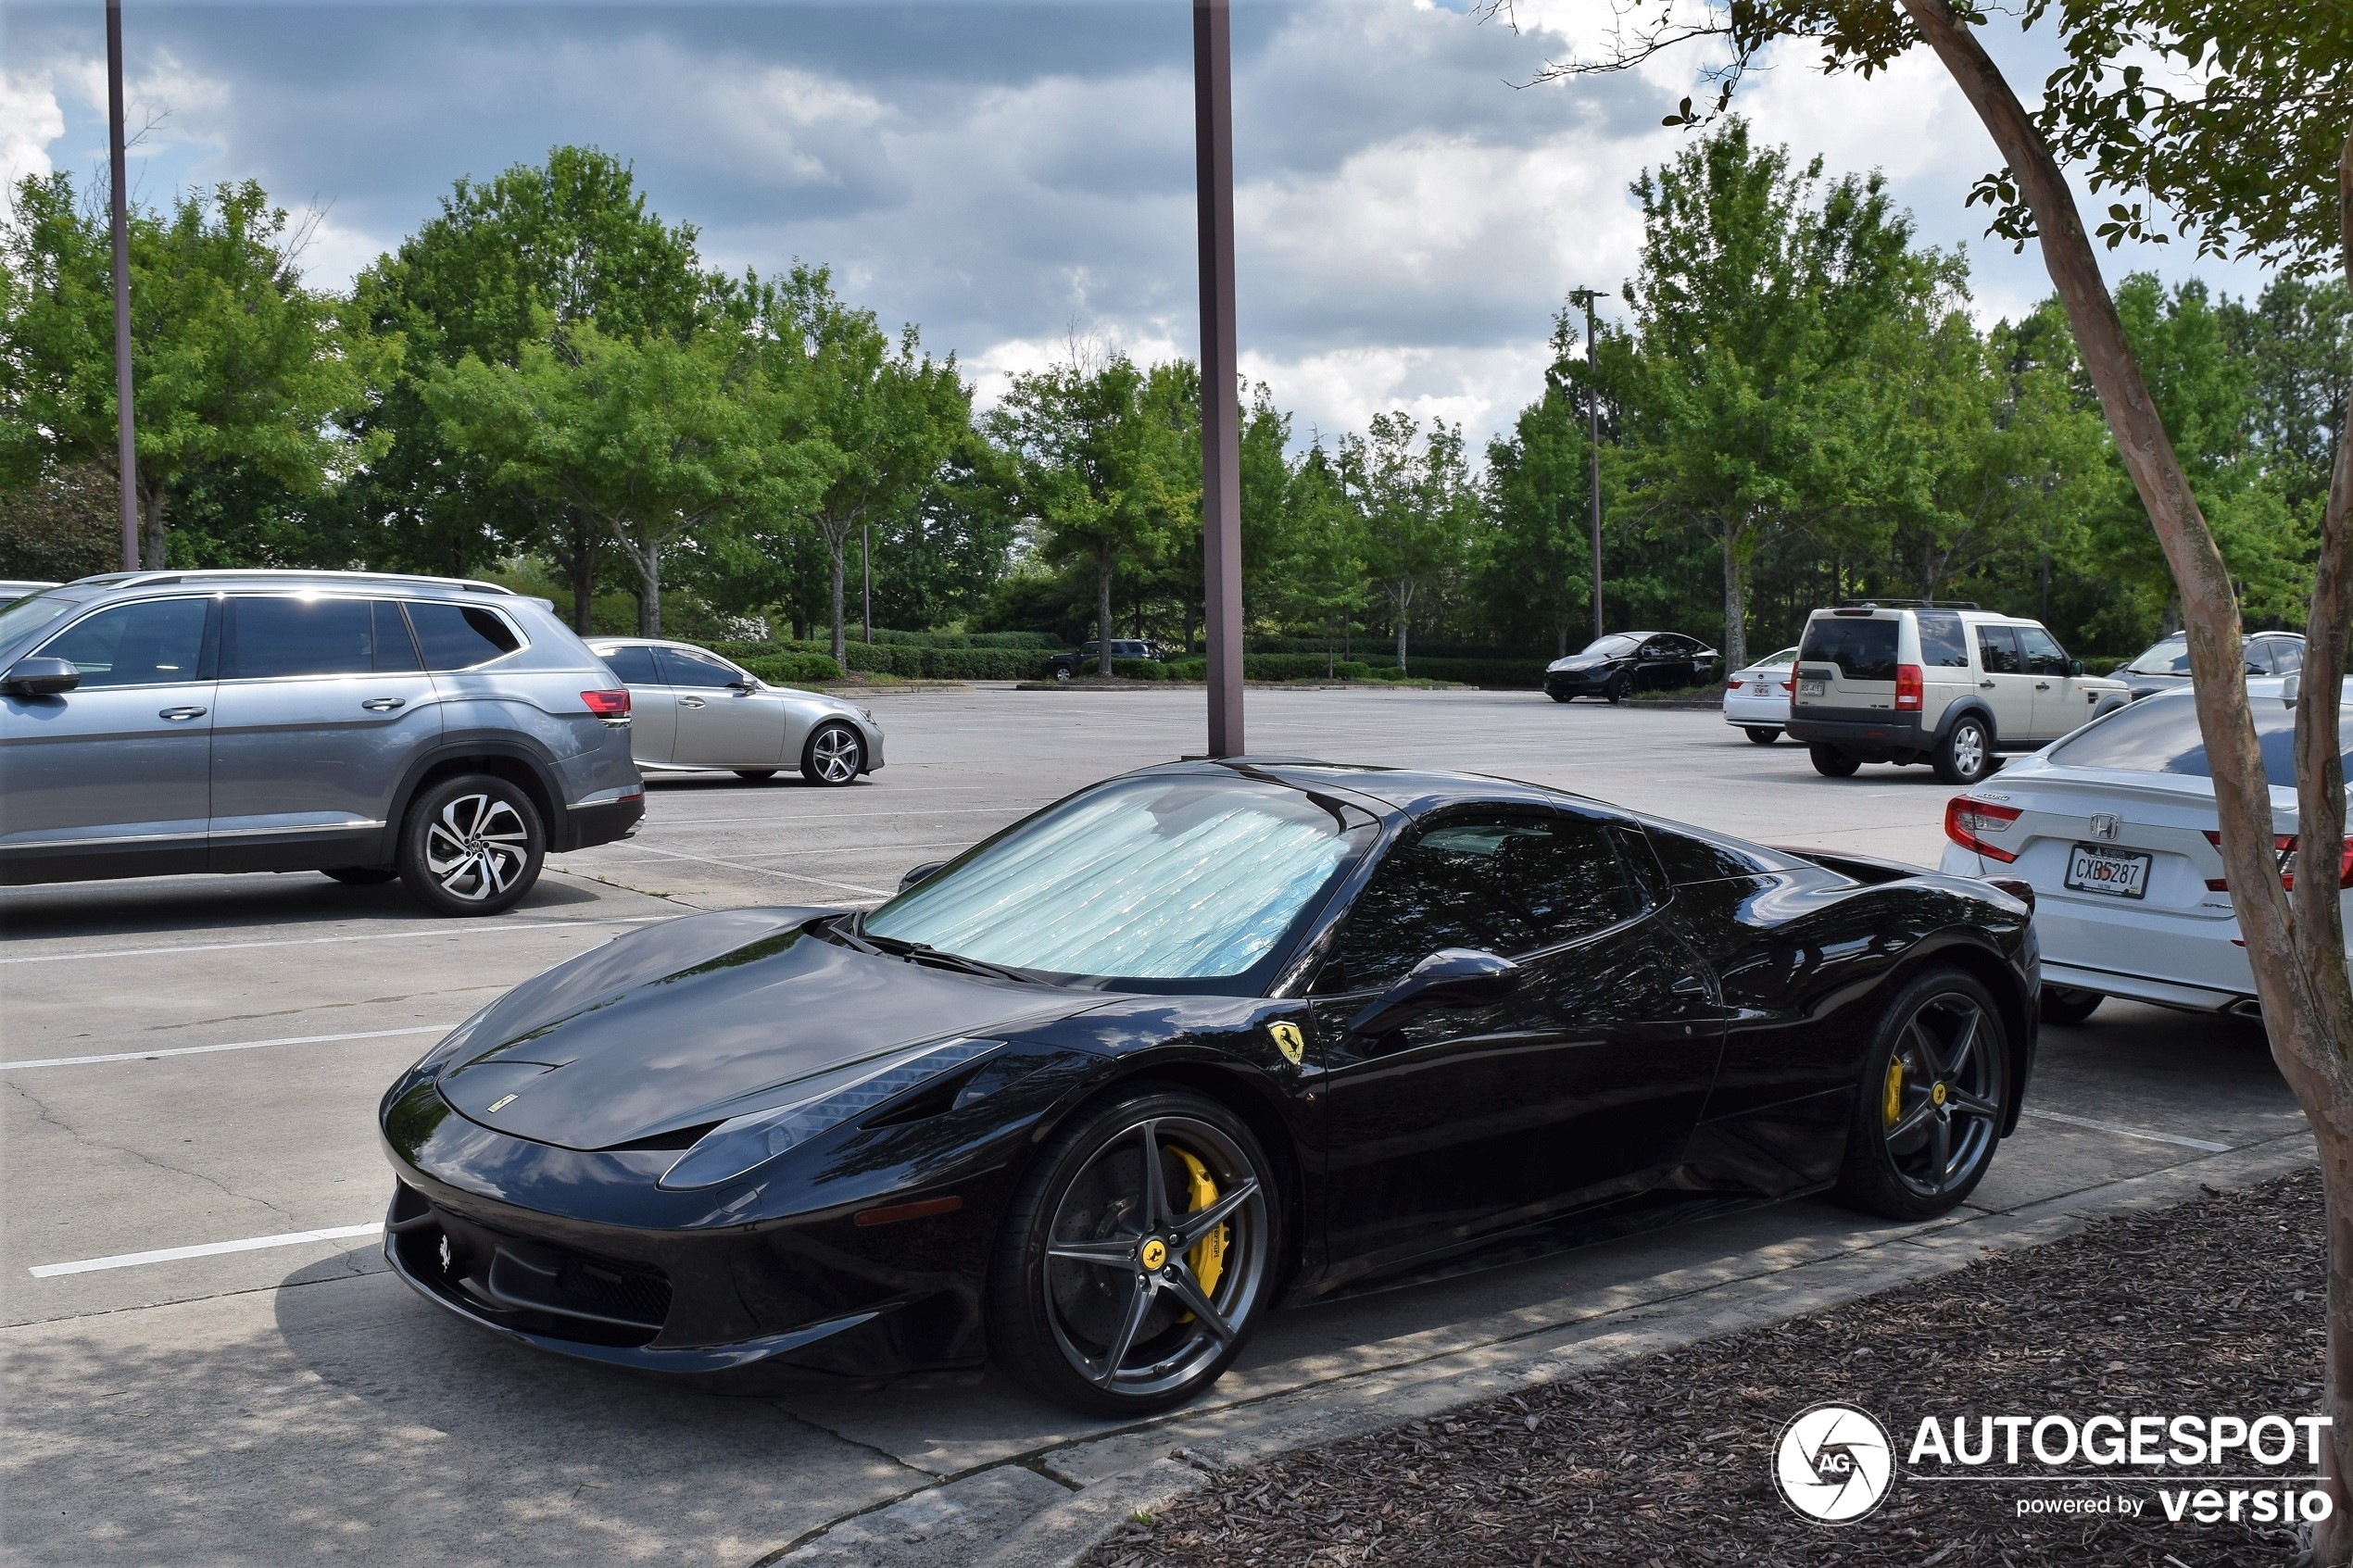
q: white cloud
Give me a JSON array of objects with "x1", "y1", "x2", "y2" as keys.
[{"x1": 0, "y1": 67, "x2": 64, "y2": 191}]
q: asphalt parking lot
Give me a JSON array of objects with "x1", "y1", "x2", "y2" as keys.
[{"x1": 0, "y1": 686, "x2": 2309, "y2": 1564}]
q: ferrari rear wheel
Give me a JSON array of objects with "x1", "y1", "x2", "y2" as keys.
[
  {"x1": 1834, "y1": 970, "x2": 2009, "y2": 1221},
  {"x1": 989, "y1": 1085, "x2": 1275, "y2": 1416}
]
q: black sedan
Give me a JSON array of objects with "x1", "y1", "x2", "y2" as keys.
[
  {"x1": 379, "y1": 760, "x2": 2035, "y2": 1415},
  {"x1": 2115, "y1": 629, "x2": 2304, "y2": 701},
  {"x1": 1544, "y1": 632, "x2": 1718, "y2": 702}
]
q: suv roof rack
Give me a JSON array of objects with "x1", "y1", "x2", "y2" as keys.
[
  {"x1": 83, "y1": 569, "x2": 517, "y2": 596},
  {"x1": 1835, "y1": 597, "x2": 1980, "y2": 610}
]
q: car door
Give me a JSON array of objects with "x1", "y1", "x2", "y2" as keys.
[
  {"x1": 208, "y1": 596, "x2": 442, "y2": 871},
  {"x1": 1971, "y1": 624, "x2": 2035, "y2": 746},
  {"x1": 593, "y1": 645, "x2": 675, "y2": 765},
  {"x1": 655, "y1": 646, "x2": 784, "y2": 768},
  {"x1": 2018, "y1": 624, "x2": 2091, "y2": 743},
  {"x1": 1309, "y1": 806, "x2": 1724, "y2": 1280},
  {"x1": 0, "y1": 595, "x2": 217, "y2": 880}
]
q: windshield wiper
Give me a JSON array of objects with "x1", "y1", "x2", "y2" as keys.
[{"x1": 849, "y1": 919, "x2": 1038, "y2": 985}]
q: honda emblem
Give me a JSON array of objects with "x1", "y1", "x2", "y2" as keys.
[{"x1": 2089, "y1": 813, "x2": 2120, "y2": 841}]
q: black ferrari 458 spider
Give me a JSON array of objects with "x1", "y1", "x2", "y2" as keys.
[{"x1": 379, "y1": 759, "x2": 2037, "y2": 1414}]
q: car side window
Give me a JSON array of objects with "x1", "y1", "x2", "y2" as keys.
[
  {"x1": 653, "y1": 646, "x2": 743, "y2": 688},
  {"x1": 227, "y1": 596, "x2": 378, "y2": 680},
  {"x1": 406, "y1": 602, "x2": 522, "y2": 671},
  {"x1": 1320, "y1": 811, "x2": 1641, "y2": 993},
  {"x1": 2016, "y1": 626, "x2": 2070, "y2": 676},
  {"x1": 372, "y1": 601, "x2": 422, "y2": 671},
  {"x1": 1975, "y1": 624, "x2": 2023, "y2": 674},
  {"x1": 36, "y1": 597, "x2": 209, "y2": 689},
  {"x1": 1916, "y1": 611, "x2": 1969, "y2": 668},
  {"x1": 597, "y1": 646, "x2": 661, "y2": 684},
  {"x1": 2270, "y1": 640, "x2": 2303, "y2": 674}
]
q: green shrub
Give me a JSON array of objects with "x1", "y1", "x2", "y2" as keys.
[
  {"x1": 1113, "y1": 658, "x2": 1166, "y2": 681},
  {"x1": 739, "y1": 651, "x2": 843, "y2": 684},
  {"x1": 1163, "y1": 657, "x2": 1205, "y2": 681},
  {"x1": 1364, "y1": 657, "x2": 1551, "y2": 687},
  {"x1": 2082, "y1": 656, "x2": 2128, "y2": 676}
]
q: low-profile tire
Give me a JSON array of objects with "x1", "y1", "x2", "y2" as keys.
[
  {"x1": 396, "y1": 773, "x2": 545, "y2": 918},
  {"x1": 2040, "y1": 985, "x2": 2103, "y2": 1026},
  {"x1": 1604, "y1": 676, "x2": 1627, "y2": 707},
  {"x1": 1833, "y1": 970, "x2": 2011, "y2": 1221},
  {"x1": 1933, "y1": 714, "x2": 1994, "y2": 785},
  {"x1": 1744, "y1": 726, "x2": 1780, "y2": 746},
  {"x1": 1809, "y1": 744, "x2": 1861, "y2": 778},
  {"x1": 321, "y1": 866, "x2": 397, "y2": 886},
  {"x1": 988, "y1": 1084, "x2": 1277, "y2": 1417},
  {"x1": 733, "y1": 769, "x2": 778, "y2": 782},
  {"x1": 800, "y1": 721, "x2": 864, "y2": 786}
]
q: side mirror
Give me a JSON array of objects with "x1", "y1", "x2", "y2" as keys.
[
  {"x1": 2070, "y1": 659, "x2": 2085, "y2": 676},
  {"x1": 1347, "y1": 948, "x2": 1520, "y2": 1036},
  {"x1": 727, "y1": 678, "x2": 759, "y2": 692},
  {"x1": 899, "y1": 859, "x2": 949, "y2": 893},
  {"x1": 2282, "y1": 673, "x2": 2302, "y2": 708},
  {"x1": 1, "y1": 656, "x2": 79, "y2": 697}
]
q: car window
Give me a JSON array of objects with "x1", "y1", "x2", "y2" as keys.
[
  {"x1": 372, "y1": 601, "x2": 422, "y2": 671},
  {"x1": 594, "y1": 646, "x2": 661, "y2": 684},
  {"x1": 1322, "y1": 811, "x2": 1642, "y2": 992},
  {"x1": 2270, "y1": 640, "x2": 2304, "y2": 674},
  {"x1": 1916, "y1": 611, "x2": 1969, "y2": 669},
  {"x1": 36, "y1": 597, "x2": 208, "y2": 688},
  {"x1": 2243, "y1": 642, "x2": 2274, "y2": 675},
  {"x1": 1755, "y1": 646, "x2": 1800, "y2": 670},
  {"x1": 405, "y1": 601, "x2": 523, "y2": 671},
  {"x1": 1639, "y1": 821, "x2": 1793, "y2": 884},
  {"x1": 1975, "y1": 624, "x2": 2023, "y2": 674},
  {"x1": 653, "y1": 646, "x2": 745, "y2": 688},
  {"x1": 1581, "y1": 633, "x2": 1642, "y2": 658},
  {"x1": 2016, "y1": 625, "x2": 2070, "y2": 677},
  {"x1": 2050, "y1": 690, "x2": 2350, "y2": 790},
  {"x1": 227, "y1": 596, "x2": 385, "y2": 680},
  {"x1": 2123, "y1": 637, "x2": 2191, "y2": 676},
  {"x1": 1797, "y1": 618, "x2": 1898, "y2": 682},
  {"x1": 0, "y1": 593, "x2": 85, "y2": 650}
]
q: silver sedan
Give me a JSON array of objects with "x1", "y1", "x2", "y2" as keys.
[{"x1": 585, "y1": 637, "x2": 884, "y2": 786}]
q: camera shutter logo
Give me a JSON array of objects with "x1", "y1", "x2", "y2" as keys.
[{"x1": 1773, "y1": 1402, "x2": 1894, "y2": 1524}]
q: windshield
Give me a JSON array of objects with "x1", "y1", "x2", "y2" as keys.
[
  {"x1": 862, "y1": 774, "x2": 1373, "y2": 986},
  {"x1": 0, "y1": 591, "x2": 87, "y2": 650},
  {"x1": 2124, "y1": 637, "x2": 2191, "y2": 677},
  {"x1": 1579, "y1": 633, "x2": 1641, "y2": 658},
  {"x1": 2050, "y1": 687, "x2": 2350, "y2": 790}
]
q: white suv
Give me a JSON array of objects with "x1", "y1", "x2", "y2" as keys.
[{"x1": 1787, "y1": 603, "x2": 2129, "y2": 785}]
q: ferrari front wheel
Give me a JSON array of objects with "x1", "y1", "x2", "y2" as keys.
[
  {"x1": 989, "y1": 1086, "x2": 1275, "y2": 1416},
  {"x1": 1833, "y1": 970, "x2": 2009, "y2": 1221}
]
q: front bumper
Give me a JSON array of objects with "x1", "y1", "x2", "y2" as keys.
[{"x1": 1543, "y1": 668, "x2": 1616, "y2": 696}]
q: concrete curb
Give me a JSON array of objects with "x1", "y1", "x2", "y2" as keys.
[{"x1": 764, "y1": 1130, "x2": 2316, "y2": 1568}]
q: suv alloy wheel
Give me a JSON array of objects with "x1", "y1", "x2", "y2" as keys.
[
  {"x1": 397, "y1": 773, "x2": 546, "y2": 917},
  {"x1": 1934, "y1": 715, "x2": 1994, "y2": 785}
]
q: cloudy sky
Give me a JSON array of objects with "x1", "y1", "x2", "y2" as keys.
[{"x1": 0, "y1": 0, "x2": 2265, "y2": 448}]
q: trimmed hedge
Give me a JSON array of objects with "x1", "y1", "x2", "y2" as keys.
[
  {"x1": 1162, "y1": 655, "x2": 1374, "y2": 683},
  {"x1": 869, "y1": 628, "x2": 1059, "y2": 650},
  {"x1": 1366, "y1": 657, "x2": 1552, "y2": 687},
  {"x1": 712, "y1": 638, "x2": 1053, "y2": 680},
  {"x1": 738, "y1": 651, "x2": 843, "y2": 684}
]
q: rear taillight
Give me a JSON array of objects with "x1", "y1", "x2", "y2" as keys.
[
  {"x1": 581, "y1": 688, "x2": 631, "y2": 719},
  {"x1": 1945, "y1": 797, "x2": 2023, "y2": 862},
  {"x1": 1726, "y1": 677, "x2": 1743, "y2": 691},
  {"x1": 2201, "y1": 829, "x2": 2353, "y2": 891},
  {"x1": 1894, "y1": 663, "x2": 1924, "y2": 711}
]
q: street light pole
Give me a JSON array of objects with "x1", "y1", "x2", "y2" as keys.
[
  {"x1": 1193, "y1": 0, "x2": 1243, "y2": 758},
  {"x1": 1567, "y1": 287, "x2": 1602, "y2": 642},
  {"x1": 107, "y1": 0, "x2": 140, "y2": 571}
]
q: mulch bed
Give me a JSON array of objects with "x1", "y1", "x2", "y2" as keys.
[{"x1": 1091, "y1": 1170, "x2": 2327, "y2": 1567}]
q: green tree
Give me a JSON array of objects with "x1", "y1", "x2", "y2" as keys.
[
  {"x1": 349, "y1": 145, "x2": 710, "y2": 626},
  {"x1": 0, "y1": 173, "x2": 383, "y2": 569},
  {"x1": 1340, "y1": 410, "x2": 1478, "y2": 673},
  {"x1": 0, "y1": 459, "x2": 119, "y2": 581},
  {"x1": 1482, "y1": 308, "x2": 1604, "y2": 655},
  {"x1": 1269, "y1": 441, "x2": 1370, "y2": 673}
]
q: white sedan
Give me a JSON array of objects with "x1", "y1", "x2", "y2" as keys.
[
  {"x1": 587, "y1": 637, "x2": 885, "y2": 787},
  {"x1": 1937, "y1": 679, "x2": 2339, "y2": 1024},
  {"x1": 1722, "y1": 646, "x2": 1798, "y2": 744}
]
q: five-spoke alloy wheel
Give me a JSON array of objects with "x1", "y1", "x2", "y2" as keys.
[
  {"x1": 992, "y1": 1086, "x2": 1275, "y2": 1415},
  {"x1": 1835, "y1": 970, "x2": 2009, "y2": 1219},
  {"x1": 801, "y1": 721, "x2": 864, "y2": 786},
  {"x1": 397, "y1": 773, "x2": 545, "y2": 917}
]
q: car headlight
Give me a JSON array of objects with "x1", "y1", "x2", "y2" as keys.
[{"x1": 657, "y1": 1037, "x2": 1001, "y2": 1191}]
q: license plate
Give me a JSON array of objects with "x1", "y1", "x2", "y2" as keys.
[
  {"x1": 1799, "y1": 679, "x2": 1825, "y2": 697},
  {"x1": 2065, "y1": 843, "x2": 2151, "y2": 899}
]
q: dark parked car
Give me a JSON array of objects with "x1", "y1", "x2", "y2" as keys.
[
  {"x1": 1543, "y1": 632, "x2": 1718, "y2": 703},
  {"x1": 1044, "y1": 639, "x2": 1161, "y2": 680},
  {"x1": 2116, "y1": 629, "x2": 2303, "y2": 701},
  {"x1": 0, "y1": 570, "x2": 643, "y2": 914},
  {"x1": 379, "y1": 759, "x2": 2034, "y2": 1414}
]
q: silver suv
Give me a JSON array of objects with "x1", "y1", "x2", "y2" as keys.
[
  {"x1": 0, "y1": 571, "x2": 643, "y2": 915},
  {"x1": 1787, "y1": 602, "x2": 2129, "y2": 784}
]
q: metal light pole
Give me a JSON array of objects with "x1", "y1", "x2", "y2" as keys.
[
  {"x1": 107, "y1": 0, "x2": 140, "y2": 571},
  {"x1": 1193, "y1": 0, "x2": 1243, "y2": 758},
  {"x1": 1568, "y1": 288, "x2": 1602, "y2": 642}
]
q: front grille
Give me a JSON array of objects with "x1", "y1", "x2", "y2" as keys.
[
  {"x1": 553, "y1": 1253, "x2": 673, "y2": 1327},
  {"x1": 389, "y1": 1185, "x2": 673, "y2": 1346}
]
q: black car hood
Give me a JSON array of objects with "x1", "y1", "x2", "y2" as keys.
[{"x1": 435, "y1": 909, "x2": 1095, "y2": 1150}]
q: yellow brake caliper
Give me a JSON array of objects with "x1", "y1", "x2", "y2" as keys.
[
  {"x1": 1883, "y1": 1057, "x2": 1905, "y2": 1127},
  {"x1": 1172, "y1": 1147, "x2": 1227, "y2": 1321}
]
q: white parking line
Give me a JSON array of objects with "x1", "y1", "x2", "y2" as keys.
[
  {"x1": 0, "y1": 915, "x2": 666, "y2": 966},
  {"x1": 612, "y1": 844, "x2": 889, "y2": 897},
  {"x1": 30, "y1": 1223, "x2": 385, "y2": 1278},
  {"x1": 2019, "y1": 1107, "x2": 2231, "y2": 1152},
  {"x1": 1, "y1": 1023, "x2": 458, "y2": 1073}
]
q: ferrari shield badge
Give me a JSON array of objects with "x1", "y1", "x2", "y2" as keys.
[{"x1": 1269, "y1": 1022, "x2": 1307, "y2": 1066}]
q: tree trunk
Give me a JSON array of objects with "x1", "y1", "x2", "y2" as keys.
[
  {"x1": 1902, "y1": 6, "x2": 2353, "y2": 1551},
  {"x1": 827, "y1": 533, "x2": 848, "y2": 665},
  {"x1": 861, "y1": 521, "x2": 872, "y2": 645},
  {"x1": 1720, "y1": 527, "x2": 1748, "y2": 674},
  {"x1": 1392, "y1": 584, "x2": 1410, "y2": 674},
  {"x1": 638, "y1": 548, "x2": 661, "y2": 638},
  {"x1": 137, "y1": 472, "x2": 168, "y2": 571},
  {"x1": 1097, "y1": 554, "x2": 1116, "y2": 678}
]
